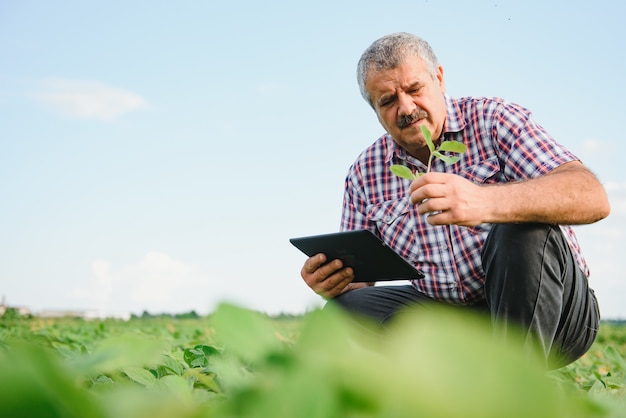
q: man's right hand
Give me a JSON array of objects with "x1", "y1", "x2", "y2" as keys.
[{"x1": 300, "y1": 253, "x2": 363, "y2": 299}]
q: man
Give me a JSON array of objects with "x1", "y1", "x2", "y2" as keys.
[{"x1": 300, "y1": 32, "x2": 610, "y2": 369}]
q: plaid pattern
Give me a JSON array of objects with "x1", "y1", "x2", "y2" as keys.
[{"x1": 341, "y1": 95, "x2": 589, "y2": 304}]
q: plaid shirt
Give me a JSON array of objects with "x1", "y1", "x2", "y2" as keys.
[{"x1": 340, "y1": 95, "x2": 588, "y2": 304}]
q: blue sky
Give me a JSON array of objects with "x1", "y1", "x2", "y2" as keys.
[{"x1": 1, "y1": 0, "x2": 625, "y2": 318}]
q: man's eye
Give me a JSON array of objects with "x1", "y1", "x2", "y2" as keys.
[{"x1": 379, "y1": 98, "x2": 394, "y2": 107}]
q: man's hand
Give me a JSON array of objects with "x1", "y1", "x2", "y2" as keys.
[
  {"x1": 409, "y1": 172, "x2": 487, "y2": 226},
  {"x1": 300, "y1": 254, "x2": 371, "y2": 299},
  {"x1": 409, "y1": 162, "x2": 610, "y2": 226}
]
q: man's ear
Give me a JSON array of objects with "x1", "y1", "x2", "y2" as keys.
[{"x1": 436, "y1": 65, "x2": 446, "y2": 94}]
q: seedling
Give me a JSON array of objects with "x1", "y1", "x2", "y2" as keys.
[{"x1": 390, "y1": 125, "x2": 466, "y2": 180}]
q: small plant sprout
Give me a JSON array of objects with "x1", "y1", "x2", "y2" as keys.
[{"x1": 390, "y1": 125, "x2": 466, "y2": 180}]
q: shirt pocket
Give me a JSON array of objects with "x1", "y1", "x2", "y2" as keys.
[
  {"x1": 365, "y1": 197, "x2": 417, "y2": 260},
  {"x1": 459, "y1": 156, "x2": 501, "y2": 185}
]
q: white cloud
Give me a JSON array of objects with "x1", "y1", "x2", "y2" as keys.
[
  {"x1": 74, "y1": 252, "x2": 212, "y2": 315},
  {"x1": 34, "y1": 78, "x2": 148, "y2": 120}
]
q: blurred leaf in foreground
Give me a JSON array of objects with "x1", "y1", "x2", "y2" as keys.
[
  {"x1": 215, "y1": 303, "x2": 606, "y2": 418},
  {"x1": 0, "y1": 342, "x2": 105, "y2": 418}
]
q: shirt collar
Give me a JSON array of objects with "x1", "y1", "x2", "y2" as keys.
[
  {"x1": 386, "y1": 94, "x2": 465, "y2": 163},
  {"x1": 443, "y1": 94, "x2": 465, "y2": 134}
]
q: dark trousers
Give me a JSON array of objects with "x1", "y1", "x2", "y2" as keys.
[{"x1": 330, "y1": 223, "x2": 600, "y2": 369}]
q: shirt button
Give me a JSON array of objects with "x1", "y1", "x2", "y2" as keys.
[
  {"x1": 441, "y1": 245, "x2": 448, "y2": 250},
  {"x1": 384, "y1": 215, "x2": 392, "y2": 223}
]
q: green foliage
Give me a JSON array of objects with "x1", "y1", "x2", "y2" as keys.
[
  {"x1": 390, "y1": 125, "x2": 467, "y2": 180},
  {"x1": 547, "y1": 322, "x2": 626, "y2": 414},
  {"x1": 211, "y1": 304, "x2": 604, "y2": 418},
  {"x1": 0, "y1": 306, "x2": 625, "y2": 417},
  {"x1": 1, "y1": 307, "x2": 22, "y2": 320}
]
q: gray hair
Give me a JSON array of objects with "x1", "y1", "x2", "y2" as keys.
[{"x1": 356, "y1": 32, "x2": 439, "y2": 107}]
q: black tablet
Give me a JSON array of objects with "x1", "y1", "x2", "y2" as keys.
[{"x1": 289, "y1": 230, "x2": 424, "y2": 282}]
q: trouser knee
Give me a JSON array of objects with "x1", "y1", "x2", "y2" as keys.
[{"x1": 481, "y1": 223, "x2": 562, "y2": 266}]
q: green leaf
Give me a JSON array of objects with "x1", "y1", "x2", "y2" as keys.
[
  {"x1": 390, "y1": 165, "x2": 415, "y2": 180},
  {"x1": 184, "y1": 367, "x2": 222, "y2": 393},
  {"x1": 160, "y1": 354, "x2": 185, "y2": 376},
  {"x1": 196, "y1": 344, "x2": 221, "y2": 358},
  {"x1": 69, "y1": 334, "x2": 166, "y2": 376},
  {"x1": 122, "y1": 366, "x2": 158, "y2": 386},
  {"x1": 437, "y1": 140, "x2": 466, "y2": 153},
  {"x1": 211, "y1": 303, "x2": 281, "y2": 363},
  {"x1": 604, "y1": 346, "x2": 626, "y2": 369},
  {"x1": 421, "y1": 125, "x2": 435, "y2": 152},
  {"x1": 183, "y1": 344, "x2": 221, "y2": 369},
  {"x1": 432, "y1": 151, "x2": 460, "y2": 164},
  {"x1": 184, "y1": 348, "x2": 207, "y2": 368},
  {"x1": 0, "y1": 342, "x2": 105, "y2": 418},
  {"x1": 158, "y1": 375, "x2": 194, "y2": 400}
]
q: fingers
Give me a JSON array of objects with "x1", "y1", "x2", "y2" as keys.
[
  {"x1": 410, "y1": 173, "x2": 462, "y2": 209},
  {"x1": 408, "y1": 172, "x2": 480, "y2": 226},
  {"x1": 318, "y1": 270, "x2": 354, "y2": 298},
  {"x1": 415, "y1": 191, "x2": 449, "y2": 214},
  {"x1": 409, "y1": 173, "x2": 447, "y2": 205},
  {"x1": 300, "y1": 254, "x2": 354, "y2": 299},
  {"x1": 301, "y1": 253, "x2": 327, "y2": 275},
  {"x1": 409, "y1": 172, "x2": 446, "y2": 193}
]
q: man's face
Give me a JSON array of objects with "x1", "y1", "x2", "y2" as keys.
[{"x1": 365, "y1": 56, "x2": 447, "y2": 159}]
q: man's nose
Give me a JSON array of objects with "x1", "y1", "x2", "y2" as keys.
[{"x1": 397, "y1": 92, "x2": 416, "y2": 116}]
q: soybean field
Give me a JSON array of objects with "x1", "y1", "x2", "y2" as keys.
[{"x1": 1, "y1": 304, "x2": 625, "y2": 418}]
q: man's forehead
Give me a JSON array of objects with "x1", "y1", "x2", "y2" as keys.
[{"x1": 366, "y1": 59, "x2": 430, "y2": 90}]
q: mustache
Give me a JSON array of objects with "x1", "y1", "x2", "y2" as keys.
[{"x1": 397, "y1": 110, "x2": 428, "y2": 129}]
